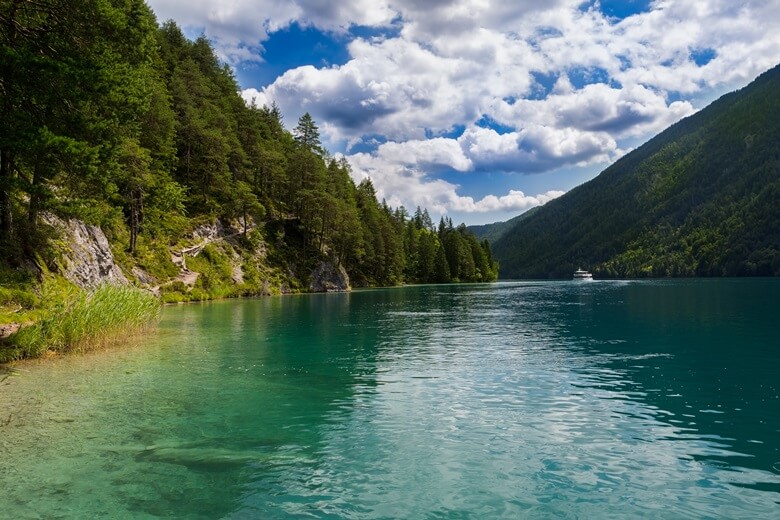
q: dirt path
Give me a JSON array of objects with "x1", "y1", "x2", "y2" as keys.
[{"x1": 155, "y1": 227, "x2": 250, "y2": 292}]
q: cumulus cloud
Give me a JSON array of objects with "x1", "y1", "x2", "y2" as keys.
[
  {"x1": 148, "y1": 0, "x2": 780, "y2": 219},
  {"x1": 147, "y1": 0, "x2": 397, "y2": 62},
  {"x1": 148, "y1": 0, "x2": 289, "y2": 63},
  {"x1": 258, "y1": 36, "x2": 489, "y2": 143},
  {"x1": 454, "y1": 190, "x2": 566, "y2": 213},
  {"x1": 240, "y1": 88, "x2": 268, "y2": 108},
  {"x1": 346, "y1": 151, "x2": 564, "y2": 215},
  {"x1": 458, "y1": 125, "x2": 621, "y2": 173},
  {"x1": 245, "y1": 0, "x2": 779, "y2": 140},
  {"x1": 490, "y1": 83, "x2": 696, "y2": 139},
  {"x1": 374, "y1": 138, "x2": 473, "y2": 172}
]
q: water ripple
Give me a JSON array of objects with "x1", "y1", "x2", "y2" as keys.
[{"x1": 1, "y1": 280, "x2": 779, "y2": 518}]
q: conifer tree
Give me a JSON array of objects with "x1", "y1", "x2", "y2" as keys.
[
  {"x1": 294, "y1": 112, "x2": 322, "y2": 154},
  {"x1": 0, "y1": 7, "x2": 501, "y2": 290}
]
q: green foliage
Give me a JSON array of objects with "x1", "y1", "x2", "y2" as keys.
[
  {"x1": 160, "y1": 280, "x2": 190, "y2": 303},
  {"x1": 493, "y1": 64, "x2": 780, "y2": 279},
  {"x1": 467, "y1": 208, "x2": 539, "y2": 245},
  {"x1": 1, "y1": 282, "x2": 160, "y2": 361},
  {"x1": 184, "y1": 244, "x2": 238, "y2": 299},
  {"x1": 0, "y1": 7, "x2": 502, "y2": 341},
  {"x1": 127, "y1": 239, "x2": 178, "y2": 281},
  {"x1": 0, "y1": 287, "x2": 38, "y2": 311},
  {"x1": 0, "y1": 263, "x2": 42, "y2": 324},
  {"x1": 293, "y1": 112, "x2": 323, "y2": 154}
]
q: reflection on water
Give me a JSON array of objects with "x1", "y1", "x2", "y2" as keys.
[{"x1": 1, "y1": 280, "x2": 779, "y2": 518}]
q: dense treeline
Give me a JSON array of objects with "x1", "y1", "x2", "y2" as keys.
[
  {"x1": 493, "y1": 63, "x2": 780, "y2": 279},
  {"x1": 0, "y1": 0, "x2": 496, "y2": 289}
]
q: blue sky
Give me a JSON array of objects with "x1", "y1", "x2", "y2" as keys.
[{"x1": 147, "y1": 0, "x2": 780, "y2": 225}]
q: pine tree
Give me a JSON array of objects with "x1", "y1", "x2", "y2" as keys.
[
  {"x1": 0, "y1": 7, "x2": 502, "y2": 291},
  {"x1": 294, "y1": 112, "x2": 322, "y2": 154},
  {"x1": 433, "y1": 242, "x2": 451, "y2": 283}
]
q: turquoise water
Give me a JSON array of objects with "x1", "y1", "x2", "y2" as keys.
[{"x1": 1, "y1": 279, "x2": 779, "y2": 518}]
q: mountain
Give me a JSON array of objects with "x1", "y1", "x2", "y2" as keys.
[
  {"x1": 467, "y1": 207, "x2": 539, "y2": 244},
  {"x1": 492, "y1": 64, "x2": 780, "y2": 279}
]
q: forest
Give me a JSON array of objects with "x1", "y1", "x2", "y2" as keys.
[
  {"x1": 491, "y1": 63, "x2": 780, "y2": 279},
  {"x1": 0, "y1": 0, "x2": 498, "y2": 300}
]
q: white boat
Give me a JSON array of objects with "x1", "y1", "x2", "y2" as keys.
[{"x1": 573, "y1": 268, "x2": 593, "y2": 280}]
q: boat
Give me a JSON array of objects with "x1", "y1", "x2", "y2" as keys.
[{"x1": 573, "y1": 268, "x2": 593, "y2": 280}]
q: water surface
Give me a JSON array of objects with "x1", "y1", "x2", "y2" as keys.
[{"x1": 1, "y1": 280, "x2": 779, "y2": 518}]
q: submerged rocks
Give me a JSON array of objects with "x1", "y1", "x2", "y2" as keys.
[{"x1": 309, "y1": 261, "x2": 351, "y2": 292}]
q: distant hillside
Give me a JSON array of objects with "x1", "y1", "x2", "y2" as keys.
[
  {"x1": 468, "y1": 208, "x2": 538, "y2": 245},
  {"x1": 493, "y1": 64, "x2": 780, "y2": 279}
]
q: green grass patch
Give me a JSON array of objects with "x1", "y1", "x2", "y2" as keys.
[
  {"x1": 0, "y1": 287, "x2": 40, "y2": 323},
  {"x1": 0, "y1": 265, "x2": 41, "y2": 324},
  {"x1": 186, "y1": 244, "x2": 242, "y2": 300},
  {"x1": 135, "y1": 239, "x2": 180, "y2": 280},
  {"x1": 1, "y1": 282, "x2": 160, "y2": 361}
]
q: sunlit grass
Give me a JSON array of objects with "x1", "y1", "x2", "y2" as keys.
[{"x1": 1, "y1": 283, "x2": 160, "y2": 361}]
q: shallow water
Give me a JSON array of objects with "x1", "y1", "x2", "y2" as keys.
[{"x1": 1, "y1": 279, "x2": 779, "y2": 518}]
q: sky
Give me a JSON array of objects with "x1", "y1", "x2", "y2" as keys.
[{"x1": 146, "y1": 0, "x2": 780, "y2": 225}]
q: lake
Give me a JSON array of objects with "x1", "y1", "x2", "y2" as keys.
[{"x1": 1, "y1": 279, "x2": 779, "y2": 518}]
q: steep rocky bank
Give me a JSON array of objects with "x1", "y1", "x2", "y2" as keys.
[
  {"x1": 0, "y1": 215, "x2": 353, "y2": 360},
  {"x1": 45, "y1": 214, "x2": 128, "y2": 289},
  {"x1": 42, "y1": 215, "x2": 350, "y2": 297}
]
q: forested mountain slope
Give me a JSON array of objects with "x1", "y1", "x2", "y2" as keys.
[
  {"x1": 0, "y1": 0, "x2": 497, "y2": 304},
  {"x1": 467, "y1": 208, "x2": 539, "y2": 245},
  {"x1": 493, "y1": 64, "x2": 780, "y2": 279}
]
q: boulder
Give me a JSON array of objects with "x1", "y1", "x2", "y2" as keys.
[
  {"x1": 309, "y1": 261, "x2": 351, "y2": 292},
  {"x1": 0, "y1": 322, "x2": 21, "y2": 339}
]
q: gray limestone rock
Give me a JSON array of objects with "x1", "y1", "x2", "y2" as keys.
[
  {"x1": 44, "y1": 214, "x2": 128, "y2": 289},
  {"x1": 309, "y1": 261, "x2": 351, "y2": 292}
]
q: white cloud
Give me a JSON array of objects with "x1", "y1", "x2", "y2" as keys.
[
  {"x1": 150, "y1": 0, "x2": 780, "y2": 219},
  {"x1": 148, "y1": 1, "x2": 287, "y2": 63},
  {"x1": 492, "y1": 83, "x2": 696, "y2": 139},
  {"x1": 345, "y1": 151, "x2": 564, "y2": 216},
  {"x1": 451, "y1": 189, "x2": 566, "y2": 213},
  {"x1": 148, "y1": 0, "x2": 397, "y2": 36},
  {"x1": 147, "y1": 0, "x2": 397, "y2": 63},
  {"x1": 240, "y1": 88, "x2": 268, "y2": 108},
  {"x1": 457, "y1": 125, "x2": 621, "y2": 173},
  {"x1": 374, "y1": 139, "x2": 473, "y2": 172}
]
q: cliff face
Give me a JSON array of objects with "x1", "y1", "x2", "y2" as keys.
[
  {"x1": 309, "y1": 261, "x2": 351, "y2": 292},
  {"x1": 45, "y1": 214, "x2": 128, "y2": 289},
  {"x1": 38, "y1": 213, "x2": 351, "y2": 297}
]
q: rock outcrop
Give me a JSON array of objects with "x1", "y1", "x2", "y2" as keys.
[
  {"x1": 34, "y1": 214, "x2": 344, "y2": 297},
  {"x1": 0, "y1": 322, "x2": 21, "y2": 339},
  {"x1": 44, "y1": 214, "x2": 128, "y2": 289},
  {"x1": 309, "y1": 261, "x2": 351, "y2": 292}
]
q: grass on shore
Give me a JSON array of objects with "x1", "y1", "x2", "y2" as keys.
[{"x1": 0, "y1": 282, "x2": 160, "y2": 362}]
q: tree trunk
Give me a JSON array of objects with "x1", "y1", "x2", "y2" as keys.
[
  {"x1": 129, "y1": 202, "x2": 138, "y2": 254},
  {"x1": 0, "y1": 150, "x2": 14, "y2": 244},
  {"x1": 128, "y1": 187, "x2": 143, "y2": 254},
  {"x1": 27, "y1": 161, "x2": 43, "y2": 229}
]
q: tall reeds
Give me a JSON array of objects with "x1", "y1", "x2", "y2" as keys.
[{"x1": 2, "y1": 283, "x2": 160, "y2": 361}]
